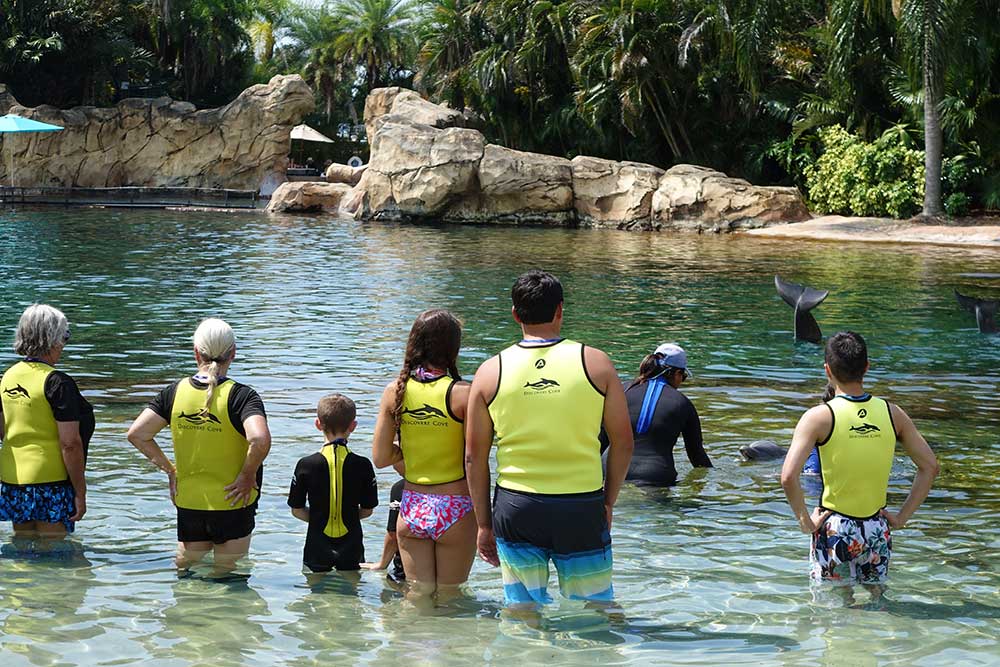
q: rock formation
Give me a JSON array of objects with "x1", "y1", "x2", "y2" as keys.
[
  {"x1": 652, "y1": 165, "x2": 810, "y2": 231},
  {"x1": 0, "y1": 75, "x2": 313, "y2": 194},
  {"x1": 343, "y1": 87, "x2": 811, "y2": 231},
  {"x1": 572, "y1": 156, "x2": 664, "y2": 228},
  {"x1": 266, "y1": 181, "x2": 353, "y2": 213},
  {"x1": 324, "y1": 162, "x2": 366, "y2": 186},
  {"x1": 350, "y1": 117, "x2": 485, "y2": 218}
]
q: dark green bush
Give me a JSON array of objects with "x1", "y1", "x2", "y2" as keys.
[{"x1": 805, "y1": 125, "x2": 924, "y2": 219}]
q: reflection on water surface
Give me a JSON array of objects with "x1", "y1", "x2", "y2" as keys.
[{"x1": 0, "y1": 209, "x2": 998, "y2": 665}]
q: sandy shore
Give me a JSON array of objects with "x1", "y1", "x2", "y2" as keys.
[{"x1": 746, "y1": 215, "x2": 1000, "y2": 247}]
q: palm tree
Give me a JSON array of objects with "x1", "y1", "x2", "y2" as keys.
[
  {"x1": 289, "y1": 4, "x2": 347, "y2": 120},
  {"x1": 415, "y1": 0, "x2": 481, "y2": 109},
  {"x1": 330, "y1": 0, "x2": 415, "y2": 91},
  {"x1": 896, "y1": 0, "x2": 965, "y2": 217},
  {"x1": 249, "y1": 0, "x2": 293, "y2": 63}
]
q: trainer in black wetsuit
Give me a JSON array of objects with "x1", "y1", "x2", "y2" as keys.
[{"x1": 602, "y1": 343, "x2": 711, "y2": 486}]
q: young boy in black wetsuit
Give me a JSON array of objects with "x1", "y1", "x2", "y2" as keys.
[{"x1": 288, "y1": 394, "x2": 378, "y2": 573}]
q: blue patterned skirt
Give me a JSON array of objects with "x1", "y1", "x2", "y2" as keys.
[{"x1": 0, "y1": 481, "x2": 76, "y2": 531}]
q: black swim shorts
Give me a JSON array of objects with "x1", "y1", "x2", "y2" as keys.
[{"x1": 176, "y1": 504, "x2": 256, "y2": 544}]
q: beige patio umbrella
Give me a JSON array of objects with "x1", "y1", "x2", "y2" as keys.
[{"x1": 290, "y1": 124, "x2": 334, "y2": 166}]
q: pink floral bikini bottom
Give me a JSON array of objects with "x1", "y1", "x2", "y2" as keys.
[{"x1": 399, "y1": 490, "x2": 474, "y2": 541}]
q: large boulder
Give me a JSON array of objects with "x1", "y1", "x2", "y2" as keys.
[
  {"x1": 0, "y1": 75, "x2": 314, "y2": 193},
  {"x1": 572, "y1": 156, "x2": 664, "y2": 228},
  {"x1": 363, "y1": 87, "x2": 406, "y2": 140},
  {"x1": 652, "y1": 164, "x2": 810, "y2": 230},
  {"x1": 364, "y1": 88, "x2": 464, "y2": 141},
  {"x1": 465, "y1": 145, "x2": 573, "y2": 223},
  {"x1": 351, "y1": 118, "x2": 485, "y2": 219},
  {"x1": 325, "y1": 162, "x2": 366, "y2": 186},
  {"x1": 266, "y1": 181, "x2": 353, "y2": 213}
]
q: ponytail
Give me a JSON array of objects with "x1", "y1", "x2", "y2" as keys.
[
  {"x1": 203, "y1": 359, "x2": 222, "y2": 410},
  {"x1": 626, "y1": 353, "x2": 665, "y2": 391},
  {"x1": 392, "y1": 360, "x2": 412, "y2": 431},
  {"x1": 192, "y1": 318, "x2": 236, "y2": 410}
]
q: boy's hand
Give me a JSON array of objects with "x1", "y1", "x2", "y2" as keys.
[
  {"x1": 361, "y1": 562, "x2": 386, "y2": 571},
  {"x1": 799, "y1": 507, "x2": 832, "y2": 534},
  {"x1": 879, "y1": 509, "x2": 906, "y2": 529}
]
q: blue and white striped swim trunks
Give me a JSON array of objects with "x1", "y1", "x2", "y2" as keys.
[{"x1": 493, "y1": 486, "x2": 613, "y2": 605}]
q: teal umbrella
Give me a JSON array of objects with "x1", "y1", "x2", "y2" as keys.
[{"x1": 0, "y1": 113, "x2": 63, "y2": 187}]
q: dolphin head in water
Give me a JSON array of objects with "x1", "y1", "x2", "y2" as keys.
[{"x1": 739, "y1": 440, "x2": 787, "y2": 461}]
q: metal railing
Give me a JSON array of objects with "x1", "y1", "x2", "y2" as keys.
[{"x1": 0, "y1": 186, "x2": 259, "y2": 209}]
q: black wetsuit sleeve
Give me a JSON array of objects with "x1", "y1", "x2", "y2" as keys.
[
  {"x1": 358, "y1": 457, "x2": 378, "y2": 510},
  {"x1": 598, "y1": 427, "x2": 610, "y2": 454},
  {"x1": 288, "y1": 457, "x2": 310, "y2": 509},
  {"x1": 148, "y1": 381, "x2": 181, "y2": 422},
  {"x1": 44, "y1": 371, "x2": 83, "y2": 422},
  {"x1": 227, "y1": 384, "x2": 266, "y2": 438},
  {"x1": 681, "y1": 399, "x2": 712, "y2": 467}
]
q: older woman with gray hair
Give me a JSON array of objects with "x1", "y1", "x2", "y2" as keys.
[{"x1": 0, "y1": 304, "x2": 93, "y2": 535}]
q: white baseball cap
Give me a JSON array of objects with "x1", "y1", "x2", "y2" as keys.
[{"x1": 653, "y1": 343, "x2": 691, "y2": 376}]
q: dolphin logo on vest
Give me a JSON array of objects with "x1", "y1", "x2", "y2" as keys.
[
  {"x1": 524, "y1": 378, "x2": 560, "y2": 390},
  {"x1": 179, "y1": 410, "x2": 223, "y2": 425},
  {"x1": 849, "y1": 423, "x2": 881, "y2": 434},
  {"x1": 2, "y1": 384, "x2": 30, "y2": 399},
  {"x1": 402, "y1": 403, "x2": 447, "y2": 420}
]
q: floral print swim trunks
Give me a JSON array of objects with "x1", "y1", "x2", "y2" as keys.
[{"x1": 811, "y1": 512, "x2": 891, "y2": 584}]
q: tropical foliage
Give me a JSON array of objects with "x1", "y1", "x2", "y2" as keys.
[
  {"x1": 2, "y1": 0, "x2": 999, "y2": 216},
  {"x1": 805, "y1": 125, "x2": 924, "y2": 219}
]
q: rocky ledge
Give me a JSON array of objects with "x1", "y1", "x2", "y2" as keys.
[
  {"x1": 0, "y1": 76, "x2": 313, "y2": 194},
  {"x1": 336, "y1": 87, "x2": 809, "y2": 230}
]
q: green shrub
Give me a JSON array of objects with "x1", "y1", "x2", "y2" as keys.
[
  {"x1": 804, "y1": 125, "x2": 924, "y2": 219},
  {"x1": 944, "y1": 192, "x2": 971, "y2": 217}
]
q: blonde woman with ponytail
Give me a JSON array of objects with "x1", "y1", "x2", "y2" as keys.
[{"x1": 127, "y1": 318, "x2": 272, "y2": 572}]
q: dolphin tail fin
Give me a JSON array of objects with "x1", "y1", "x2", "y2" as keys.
[
  {"x1": 775, "y1": 275, "x2": 829, "y2": 343},
  {"x1": 955, "y1": 290, "x2": 998, "y2": 333}
]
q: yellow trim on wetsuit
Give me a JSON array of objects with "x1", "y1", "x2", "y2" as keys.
[
  {"x1": 489, "y1": 340, "x2": 605, "y2": 495},
  {"x1": 171, "y1": 379, "x2": 256, "y2": 510},
  {"x1": 0, "y1": 361, "x2": 68, "y2": 484},
  {"x1": 321, "y1": 443, "x2": 350, "y2": 538},
  {"x1": 820, "y1": 395, "x2": 897, "y2": 518},
  {"x1": 399, "y1": 376, "x2": 465, "y2": 485}
]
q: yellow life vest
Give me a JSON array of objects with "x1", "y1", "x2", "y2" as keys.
[
  {"x1": 399, "y1": 376, "x2": 465, "y2": 485},
  {"x1": 321, "y1": 441, "x2": 350, "y2": 538},
  {"x1": 819, "y1": 395, "x2": 897, "y2": 518},
  {"x1": 489, "y1": 340, "x2": 605, "y2": 494},
  {"x1": 0, "y1": 361, "x2": 68, "y2": 484},
  {"x1": 170, "y1": 379, "x2": 257, "y2": 510}
]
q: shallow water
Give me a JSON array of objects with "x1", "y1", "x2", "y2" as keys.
[{"x1": 1, "y1": 208, "x2": 998, "y2": 666}]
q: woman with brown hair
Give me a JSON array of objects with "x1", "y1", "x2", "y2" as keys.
[
  {"x1": 372, "y1": 309, "x2": 475, "y2": 600},
  {"x1": 602, "y1": 343, "x2": 712, "y2": 487}
]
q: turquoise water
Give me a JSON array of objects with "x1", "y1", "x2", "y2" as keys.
[{"x1": 1, "y1": 208, "x2": 998, "y2": 666}]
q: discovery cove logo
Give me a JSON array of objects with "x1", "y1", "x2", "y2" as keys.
[
  {"x1": 2, "y1": 384, "x2": 30, "y2": 400},
  {"x1": 849, "y1": 423, "x2": 881, "y2": 435},
  {"x1": 402, "y1": 403, "x2": 447, "y2": 421},
  {"x1": 523, "y1": 378, "x2": 560, "y2": 394},
  {"x1": 178, "y1": 409, "x2": 223, "y2": 431}
]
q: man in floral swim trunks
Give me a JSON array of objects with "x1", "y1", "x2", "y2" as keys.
[{"x1": 781, "y1": 331, "x2": 939, "y2": 587}]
